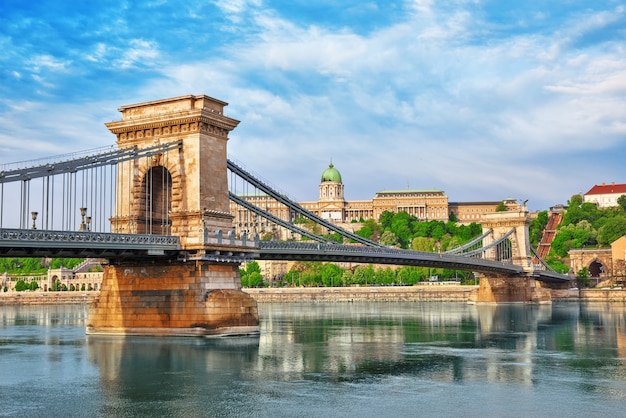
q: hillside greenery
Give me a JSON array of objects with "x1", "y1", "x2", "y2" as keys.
[
  {"x1": 247, "y1": 211, "x2": 484, "y2": 287},
  {"x1": 530, "y1": 194, "x2": 626, "y2": 273},
  {"x1": 0, "y1": 258, "x2": 84, "y2": 275}
]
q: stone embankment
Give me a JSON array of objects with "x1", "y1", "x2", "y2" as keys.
[
  {"x1": 0, "y1": 291, "x2": 99, "y2": 305},
  {"x1": 2, "y1": 287, "x2": 626, "y2": 304},
  {"x1": 245, "y1": 285, "x2": 476, "y2": 302}
]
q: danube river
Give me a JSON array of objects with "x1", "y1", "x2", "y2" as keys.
[{"x1": 1, "y1": 301, "x2": 626, "y2": 417}]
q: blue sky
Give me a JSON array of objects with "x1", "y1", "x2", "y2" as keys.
[{"x1": 1, "y1": 0, "x2": 625, "y2": 211}]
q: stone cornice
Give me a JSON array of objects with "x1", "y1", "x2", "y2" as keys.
[{"x1": 107, "y1": 111, "x2": 239, "y2": 132}]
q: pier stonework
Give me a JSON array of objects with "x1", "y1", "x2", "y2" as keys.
[
  {"x1": 474, "y1": 205, "x2": 552, "y2": 303},
  {"x1": 471, "y1": 274, "x2": 552, "y2": 304},
  {"x1": 87, "y1": 95, "x2": 259, "y2": 336}
]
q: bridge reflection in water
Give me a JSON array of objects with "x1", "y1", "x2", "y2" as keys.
[{"x1": 77, "y1": 302, "x2": 626, "y2": 416}]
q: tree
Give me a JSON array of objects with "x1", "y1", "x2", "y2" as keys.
[
  {"x1": 323, "y1": 232, "x2": 343, "y2": 244},
  {"x1": 412, "y1": 236, "x2": 435, "y2": 252},
  {"x1": 14, "y1": 279, "x2": 26, "y2": 291},
  {"x1": 495, "y1": 201, "x2": 508, "y2": 212},
  {"x1": 597, "y1": 216, "x2": 626, "y2": 245},
  {"x1": 529, "y1": 210, "x2": 549, "y2": 247},
  {"x1": 380, "y1": 230, "x2": 399, "y2": 247},
  {"x1": 29, "y1": 281, "x2": 39, "y2": 291},
  {"x1": 320, "y1": 263, "x2": 342, "y2": 287},
  {"x1": 247, "y1": 272, "x2": 264, "y2": 288},
  {"x1": 379, "y1": 210, "x2": 395, "y2": 230},
  {"x1": 355, "y1": 225, "x2": 373, "y2": 240},
  {"x1": 618, "y1": 195, "x2": 626, "y2": 212},
  {"x1": 339, "y1": 269, "x2": 352, "y2": 286},
  {"x1": 448, "y1": 211, "x2": 458, "y2": 222},
  {"x1": 576, "y1": 267, "x2": 590, "y2": 288}
]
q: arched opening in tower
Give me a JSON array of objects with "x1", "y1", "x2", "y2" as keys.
[{"x1": 139, "y1": 166, "x2": 172, "y2": 235}]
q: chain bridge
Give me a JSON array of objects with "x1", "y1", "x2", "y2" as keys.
[{"x1": 0, "y1": 95, "x2": 570, "y2": 336}]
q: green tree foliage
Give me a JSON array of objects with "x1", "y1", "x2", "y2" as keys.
[
  {"x1": 240, "y1": 261, "x2": 264, "y2": 287},
  {"x1": 319, "y1": 263, "x2": 342, "y2": 287},
  {"x1": 545, "y1": 193, "x2": 626, "y2": 271},
  {"x1": 529, "y1": 210, "x2": 549, "y2": 248},
  {"x1": 618, "y1": 195, "x2": 626, "y2": 212},
  {"x1": 380, "y1": 230, "x2": 399, "y2": 247},
  {"x1": 597, "y1": 216, "x2": 626, "y2": 246},
  {"x1": 246, "y1": 272, "x2": 264, "y2": 288},
  {"x1": 562, "y1": 195, "x2": 602, "y2": 227},
  {"x1": 379, "y1": 210, "x2": 395, "y2": 230},
  {"x1": 576, "y1": 267, "x2": 590, "y2": 288},
  {"x1": 0, "y1": 258, "x2": 84, "y2": 275},
  {"x1": 322, "y1": 232, "x2": 343, "y2": 244},
  {"x1": 355, "y1": 225, "x2": 373, "y2": 240},
  {"x1": 14, "y1": 279, "x2": 27, "y2": 291},
  {"x1": 412, "y1": 236, "x2": 434, "y2": 252},
  {"x1": 49, "y1": 258, "x2": 84, "y2": 270},
  {"x1": 495, "y1": 201, "x2": 508, "y2": 212},
  {"x1": 355, "y1": 219, "x2": 381, "y2": 242},
  {"x1": 550, "y1": 221, "x2": 597, "y2": 257}
]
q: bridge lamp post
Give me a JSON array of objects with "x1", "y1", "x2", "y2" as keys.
[
  {"x1": 79, "y1": 207, "x2": 87, "y2": 231},
  {"x1": 31, "y1": 212, "x2": 38, "y2": 230},
  {"x1": 86, "y1": 216, "x2": 92, "y2": 232}
]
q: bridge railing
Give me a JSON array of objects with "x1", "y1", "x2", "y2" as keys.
[{"x1": 0, "y1": 228, "x2": 180, "y2": 250}]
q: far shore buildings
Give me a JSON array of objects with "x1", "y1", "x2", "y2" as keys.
[
  {"x1": 230, "y1": 162, "x2": 519, "y2": 240},
  {"x1": 583, "y1": 182, "x2": 626, "y2": 208}
]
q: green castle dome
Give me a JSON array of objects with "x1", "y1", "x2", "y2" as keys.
[{"x1": 321, "y1": 162, "x2": 342, "y2": 183}]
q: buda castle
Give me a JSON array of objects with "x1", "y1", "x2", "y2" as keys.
[{"x1": 230, "y1": 162, "x2": 518, "y2": 240}]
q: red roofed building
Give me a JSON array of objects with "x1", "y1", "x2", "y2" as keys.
[{"x1": 583, "y1": 182, "x2": 626, "y2": 208}]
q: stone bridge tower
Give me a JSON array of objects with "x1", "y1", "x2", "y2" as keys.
[
  {"x1": 480, "y1": 205, "x2": 533, "y2": 272},
  {"x1": 87, "y1": 95, "x2": 259, "y2": 337}
]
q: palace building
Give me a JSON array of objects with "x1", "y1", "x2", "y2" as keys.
[{"x1": 230, "y1": 162, "x2": 517, "y2": 240}]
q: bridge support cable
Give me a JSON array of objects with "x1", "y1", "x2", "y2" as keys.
[
  {"x1": 0, "y1": 141, "x2": 181, "y2": 184},
  {"x1": 460, "y1": 228, "x2": 516, "y2": 260},
  {"x1": 530, "y1": 246, "x2": 556, "y2": 272},
  {"x1": 0, "y1": 141, "x2": 181, "y2": 234},
  {"x1": 229, "y1": 192, "x2": 327, "y2": 243},
  {"x1": 227, "y1": 159, "x2": 382, "y2": 247},
  {"x1": 443, "y1": 229, "x2": 492, "y2": 255}
]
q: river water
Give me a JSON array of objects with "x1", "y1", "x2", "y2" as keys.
[{"x1": 1, "y1": 301, "x2": 626, "y2": 417}]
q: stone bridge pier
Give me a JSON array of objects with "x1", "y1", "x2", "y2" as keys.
[
  {"x1": 472, "y1": 206, "x2": 552, "y2": 304},
  {"x1": 87, "y1": 95, "x2": 259, "y2": 336}
]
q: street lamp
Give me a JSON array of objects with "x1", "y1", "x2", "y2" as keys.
[
  {"x1": 31, "y1": 212, "x2": 38, "y2": 230},
  {"x1": 79, "y1": 207, "x2": 87, "y2": 231},
  {"x1": 86, "y1": 216, "x2": 92, "y2": 231}
]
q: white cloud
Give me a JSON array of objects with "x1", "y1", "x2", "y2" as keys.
[
  {"x1": 113, "y1": 39, "x2": 160, "y2": 69},
  {"x1": 2, "y1": 1, "x2": 626, "y2": 211}
]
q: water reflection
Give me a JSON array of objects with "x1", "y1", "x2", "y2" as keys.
[
  {"x1": 3, "y1": 302, "x2": 626, "y2": 416},
  {"x1": 86, "y1": 336, "x2": 260, "y2": 416}
]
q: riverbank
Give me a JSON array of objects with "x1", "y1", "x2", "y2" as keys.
[
  {"x1": 0, "y1": 291, "x2": 99, "y2": 305},
  {"x1": 244, "y1": 285, "x2": 475, "y2": 302},
  {"x1": 3, "y1": 286, "x2": 626, "y2": 304}
]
